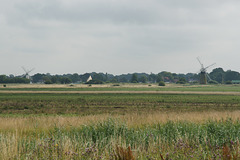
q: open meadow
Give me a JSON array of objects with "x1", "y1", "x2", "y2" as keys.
[{"x1": 0, "y1": 84, "x2": 240, "y2": 159}]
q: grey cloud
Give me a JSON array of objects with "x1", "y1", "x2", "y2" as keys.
[
  {"x1": 7, "y1": 0, "x2": 158, "y2": 26},
  {"x1": 6, "y1": 0, "x2": 223, "y2": 27},
  {"x1": 2, "y1": 0, "x2": 240, "y2": 26},
  {"x1": 1, "y1": 0, "x2": 240, "y2": 75}
]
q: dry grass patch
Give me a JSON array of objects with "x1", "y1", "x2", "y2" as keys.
[{"x1": 0, "y1": 110, "x2": 240, "y2": 132}]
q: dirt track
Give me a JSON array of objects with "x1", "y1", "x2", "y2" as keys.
[{"x1": 0, "y1": 90, "x2": 240, "y2": 95}]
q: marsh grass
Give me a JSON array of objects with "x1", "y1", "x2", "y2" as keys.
[
  {"x1": 0, "y1": 116, "x2": 240, "y2": 159},
  {"x1": 0, "y1": 110, "x2": 240, "y2": 131}
]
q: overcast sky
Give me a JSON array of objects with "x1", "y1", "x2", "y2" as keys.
[{"x1": 1, "y1": 0, "x2": 240, "y2": 76}]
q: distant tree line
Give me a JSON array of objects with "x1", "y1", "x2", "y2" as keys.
[
  {"x1": 0, "y1": 67, "x2": 239, "y2": 84},
  {"x1": 0, "y1": 75, "x2": 30, "y2": 84},
  {"x1": 209, "y1": 68, "x2": 240, "y2": 84},
  {"x1": 30, "y1": 71, "x2": 198, "y2": 84}
]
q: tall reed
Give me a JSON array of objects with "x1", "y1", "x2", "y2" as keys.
[{"x1": 0, "y1": 118, "x2": 239, "y2": 159}]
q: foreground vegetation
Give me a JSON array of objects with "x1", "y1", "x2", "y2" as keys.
[
  {"x1": 0, "y1": 84, "x2": 240, "y2": 159},
  {"x1": 0, "y1": 117, "x2": 240, "y2": 159}
]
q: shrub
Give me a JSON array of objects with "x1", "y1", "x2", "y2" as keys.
[
  {"x1": 176, "y1": 81, "x2": 186, "y2": 84},
  {"x1": 176, "y1": 77, "x2": 187, "y2": 84},
  {"x1": 225, "y1": 81, "x2": 232, "y2": 84},
  {"x1": 208, "y1": 80, "x2": 218, "y2": 84},
  {"x1": 158, "y1": 81, "x2": 165, "y2": 86},
  {"x1": 44, "y1": 80, "x2": 53, "y2": 84},
  {"x1": 85, "y1": 80, "x2": 104, "y2": 84},
  {"x1": 192, "y1": 81, "x2": 198, "y2": 84}
]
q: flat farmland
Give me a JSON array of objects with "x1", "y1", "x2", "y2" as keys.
[
  {"x1": 0, "y1": 84, "x2": 240, "y2": 159},
  {"x1": 1, "y1": 83, "x2": 240, "y2": 92},
  {"x1": 0, "y1": 93, "x2": 240, "y2": 115}
]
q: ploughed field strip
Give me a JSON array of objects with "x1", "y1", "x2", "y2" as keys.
[{"x1": 0, "y1": 93, "x2": 240, "y2": 114}]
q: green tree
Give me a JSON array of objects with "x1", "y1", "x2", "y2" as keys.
[
  {"x1": 92, "y1": 73, "x2": 105, "y2": 82},
  {"x1": 0, "y1": 75, "x2": 30, "y2": 84},
  {"x1": 159, "y1": 71, "x2": 173, "y2": 82},
  {"x1": 130, "y1": 73, "x2": 138, "y2": 83},
  {"x1": 118, "y1": 77, "x2": 128, "y2": 83},
  {"x1": 110, "y1": 78, "x2": 118, "y2": 83},
  {"x1": 43, "y1": 76, "x2": 52, "y2": 84},
  {"x1": 224, "y1": 70, "x2": 240, "y2": 82},
  {"x1": 149, "y1": 73, "x2": 157, "y2": 83},
  {"x1": 51, "y1": 76, "x2": 58, "y2": 84},
  {"x1": 70, "y1": 73, "x2": 80, "y2": 83},
  {"x1": 139, "y1": 75, "x2": 148, "y2": 83},
  {"x1": 32, "y1": 73, "x2": 45, "y2": 83},
  {"x1": 209, "y1": 68, "x2": 225, "y2": 83},
  {"x1": 177, "y1": 77, "x2": 187, "y2": 84},
  {"x1": 156, "y1": 74, "x2": 163, "y2": 83},
  {"x1": 0, "y1": 75, "x2": 7, "y2": 83},
  {"x1": 60, "y1": 77, "x2": 72, "y2": 84}
]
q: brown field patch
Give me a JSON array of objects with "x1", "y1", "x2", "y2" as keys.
[{"x1": 0, "y1": 90, "x2": 240, "y2": 95}]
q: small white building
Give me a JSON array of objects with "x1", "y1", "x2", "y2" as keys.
[{"x1": 86, "y1": 75, "x2": 92, "y2": 82}]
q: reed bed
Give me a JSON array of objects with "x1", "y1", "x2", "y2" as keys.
[
  {"x1": 0, "y1": 114, "x2": 240, "y2": 159},
  {"x1": 0, "y1": 110, "x2": 240, "y2": 131}
]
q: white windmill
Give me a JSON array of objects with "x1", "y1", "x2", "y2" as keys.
[{"x1": 21, "y1": 66, "x2": 35, "y2": 81}]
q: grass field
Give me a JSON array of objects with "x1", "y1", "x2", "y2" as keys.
[
  {"x1": 0, "y1": 84, "x2": 240, "y2": 159},
  {"x1": 0, "y1": 93, "x2": 240, "y2": 114}
]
